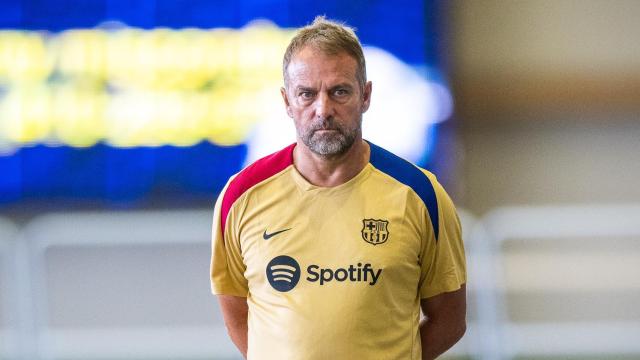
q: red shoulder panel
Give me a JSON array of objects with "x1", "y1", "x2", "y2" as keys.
[{"x1": 220, "y1": 143, "x2": 296, "y2": 237}]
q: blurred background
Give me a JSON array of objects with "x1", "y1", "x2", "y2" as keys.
[{"x1": 0, "y1": 0, "x2": 639, "y2": 359}]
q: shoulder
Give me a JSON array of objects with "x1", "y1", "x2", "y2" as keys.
[
  {"x1": 224, "y1": 144, "x2": 295, "y2": 198},
  {"x1": 219, "y1": 144, "x2": 295, "y2": 230},
  {"x1": 367, "y1": 141, "x2": 441, "y2": 240},
  {"x1": 367, "y1": 141, "x2": 440, "y2": 202}
]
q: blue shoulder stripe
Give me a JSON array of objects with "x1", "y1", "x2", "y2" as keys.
[{"x1": 368, "y1": 141, "x2": 439, "y2": 241}]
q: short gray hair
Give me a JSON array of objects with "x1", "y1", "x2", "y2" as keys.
[{"x1": 283, "y1": 16, "x2": 366, "y2": 89}]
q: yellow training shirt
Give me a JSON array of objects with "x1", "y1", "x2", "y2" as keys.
[{"x1": 211, "y1": 141, "x2": 466, "y2": 360}]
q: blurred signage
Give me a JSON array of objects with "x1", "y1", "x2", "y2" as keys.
[
  {"x1": 0, "y1": 2, "x2": 452, "y2": 204},
  {"x1": 0, "y1": 22, "x2": 293, "y2": 151}
]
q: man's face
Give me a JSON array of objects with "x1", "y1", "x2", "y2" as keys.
[{"x1": 281, "y1": 46, "x2": 372, "y2": 157}]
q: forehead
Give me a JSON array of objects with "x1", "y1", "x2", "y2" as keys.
[{"x1": 286, "y1": 46, "x2": 359, "y2": 86}]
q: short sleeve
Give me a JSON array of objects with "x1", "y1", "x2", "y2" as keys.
[
  {"x1": 210, "y1": 179, "x2": 249, "y2": 297},
  {"x1": 418, "y1": 176, "x2": 467, "y2": 299}
]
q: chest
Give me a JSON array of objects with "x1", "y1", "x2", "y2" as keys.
[{"x1": 236, "y1": 186, "x2": 428, "y2": 293}]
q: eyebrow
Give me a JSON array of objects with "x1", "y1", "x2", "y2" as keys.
[
  {"x1": 295, "y1": 83, "x2": 354, "y2": 92},
  {"x1": 295, "y1": 86, "x2": 316, "y2": 92},
  {"x1": 330, "y1": 83, "x2": 354, "y2": 90}
]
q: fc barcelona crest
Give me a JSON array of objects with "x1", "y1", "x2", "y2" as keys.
[{"x1": 362, "y1": 219, "x2": 390, "y2": 245}]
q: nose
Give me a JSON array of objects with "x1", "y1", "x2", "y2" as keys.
[{"x1": 314, "y1": 92, "x2": 334, "y2": 120}]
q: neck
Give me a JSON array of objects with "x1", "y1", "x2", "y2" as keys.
[{"x1": 293, "y1": 138, "x2": 370, "y2": 187}]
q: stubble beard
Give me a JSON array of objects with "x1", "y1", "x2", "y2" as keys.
[{"x1": 299, "y1": 117, "x2": 361, "y2": 157}]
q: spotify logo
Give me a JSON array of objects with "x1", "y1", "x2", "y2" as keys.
[
  {"x1": 266, "y1": 255, "x2": 301, "y2": 292},
  {"x1": 266, "y1": 255, "x2": 383, "y2": 292}
]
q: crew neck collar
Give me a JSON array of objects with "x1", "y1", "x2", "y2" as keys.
[{"x1": 289, "y1": 149, "x2": 373, "y2": 193}]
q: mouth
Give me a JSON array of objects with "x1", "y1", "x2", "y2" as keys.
[
  {"x1": 313, "y1": 129, "x2": 340, "y2": 137},
  {"x1": 315, "y1": 129, "x2": 337, "y2": 132}
]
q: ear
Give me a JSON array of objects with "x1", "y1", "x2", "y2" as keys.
[
  {"x1": 361, "y1": 81, "x2": 372, "y2": 113},
  {"x1": 280, "y1": 87, "x2": 293, "y2": 118}
]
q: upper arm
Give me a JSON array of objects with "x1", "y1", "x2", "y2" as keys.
[
  {"x1": 218, "y1": 294, "x2": 249, "y2": 328},
  {"x1": 217, "y1": 294, "x2": 249, "y2": 358},
  {"x1": 420, "y1": 284, "x2": 467, "y2": 326}
]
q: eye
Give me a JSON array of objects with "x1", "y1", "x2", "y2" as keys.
[
  {"x1": 299, "y1": 91, "x2": 314, "y2": 99},
  {"x1": 333, "y1": 88, "x2": 349, "y2": 97}
]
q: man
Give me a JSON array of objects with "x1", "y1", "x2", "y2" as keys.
[{"x1": 211, "y1": 16, "x2": 466, "y2": 360}]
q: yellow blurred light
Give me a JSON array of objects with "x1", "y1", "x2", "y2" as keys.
[
  {"x1": 0, "y1": 23, "x2": 295, "y2": 149},
  {"x1": 55, "y1": 29, "x2": 108, "y2": 81},
  {"x1": 0, "y1": 86, "x2": 53, "y2": 143},
  {"x1": 106, "y1": 29, "x2": 144, "y2": 89},
  {"x1": 0, "y1": 31, "x2": 54, "y2": 84},
  {"x1": 51, "y1": 85, "x2": 107, "y2": 147}
]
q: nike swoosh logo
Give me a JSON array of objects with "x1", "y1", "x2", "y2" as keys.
[{"x1": 263, "y1": 228, "x2": 291, "y2": 240}]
